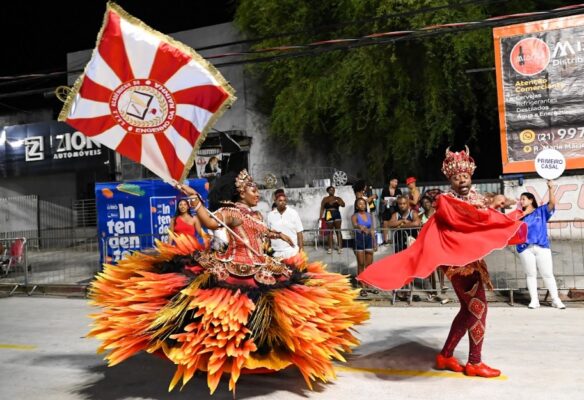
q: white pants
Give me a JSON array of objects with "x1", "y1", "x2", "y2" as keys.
[{"x1": 518, "y1": 245, "x2": 560, "y2": 302}]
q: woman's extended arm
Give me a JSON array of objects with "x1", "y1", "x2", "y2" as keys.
[
  {"x1": 176, "y1": 183, "x2": 223, "y2": 230},
  {"x1": 193, "y1": 215, "x2": 206, "y2": 239},
  {"x1": 547, "y1": 180, "x2": 556, "y2": 212}
]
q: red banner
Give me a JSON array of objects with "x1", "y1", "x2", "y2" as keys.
[{"x1": 58, "y1": 3, "x2": 235, "y2": 183}]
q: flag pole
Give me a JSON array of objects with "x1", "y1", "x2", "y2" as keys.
[
  {"x1": 174, "y1": 182, "x2": 264, "y2": 258},
  {"x1": 205, "y1": 209, "x2": 263, "y2": 258}
]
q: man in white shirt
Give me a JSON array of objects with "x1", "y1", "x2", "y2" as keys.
[{"x1": 266, "y1": 191, "x2": 304, "y2": 258}]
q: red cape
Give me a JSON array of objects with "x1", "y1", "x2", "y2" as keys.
[{"x1": 357, "y1": 195, "x2": 525, "y2": 291}]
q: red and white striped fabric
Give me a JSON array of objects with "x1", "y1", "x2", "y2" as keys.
[{"x1": 59, "y1": 3, "x2": 235, "y2": 183}]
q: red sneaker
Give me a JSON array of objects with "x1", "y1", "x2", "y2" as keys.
[
  {"x1": 435, "y1": 354, "x2": 464, "y2": 373},
  {"x1": 464, "y1": 362, "x2": 501, "y2": 378}
]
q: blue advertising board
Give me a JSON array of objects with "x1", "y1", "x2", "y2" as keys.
[{"x1": 96, "y1": 179, "x2": 208, "y2": 264}]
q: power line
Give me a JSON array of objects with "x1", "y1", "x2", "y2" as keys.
[
  {"x1": 196, "y1": 0, "x2": 508, "y2": 51},
  {"x1": 1, "y1": 2, "x2": 583, "y2": 100},
  {"x1": 211, "y1": 4, "x2": 584, "y2": 67},
  {"x1": 0, "y1": 0, "x2": 506, "y2": 85}
]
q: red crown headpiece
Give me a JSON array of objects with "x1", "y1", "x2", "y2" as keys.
[{"x1": 441, "y1": 146, "x2": 476, "y2": 179}]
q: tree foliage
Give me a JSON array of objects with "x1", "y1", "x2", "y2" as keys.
[{"x1": 235, "y1": 0, "x2": 570, "y2": 182}]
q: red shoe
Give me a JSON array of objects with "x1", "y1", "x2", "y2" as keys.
[
  {"x1": 464, "y1": 362, "x2": 501, "y2": 378},
  {"x1": 435, "y1": 354, "x2": 464, "y2": 373}
]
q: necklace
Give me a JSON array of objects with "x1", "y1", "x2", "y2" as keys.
[
  {"x1": 235, "y1": 201, "x2": 253, "y2": 211},
  {"x1": 222, "y1": 202, "x2": 267, "y2": 228}
]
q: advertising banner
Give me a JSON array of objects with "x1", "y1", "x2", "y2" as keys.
[
  {"x1": 96, "y1": 179, "x2": 208, "y2": 264},
  {"x1": 493, "y1": 15, "x2": 584, "y2": 173},
  {"x1": 0, "y1": 121, "x2": 112, "y2": 178}
]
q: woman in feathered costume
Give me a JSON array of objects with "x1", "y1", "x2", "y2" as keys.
[{"x1": 88, "y1": 169, "x2": 369, "y2": 394}]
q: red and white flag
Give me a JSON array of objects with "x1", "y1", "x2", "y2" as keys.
[{"x1": 58, "y1": 3, "x2": 235, "y2": 183}]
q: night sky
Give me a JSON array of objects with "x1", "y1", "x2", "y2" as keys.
[
  {"x1": 0, "y1": 1, "x2": 234, "y2": 110},
  {"x1": 2, "y1": 1, "x2": 235, "y2": 76}
]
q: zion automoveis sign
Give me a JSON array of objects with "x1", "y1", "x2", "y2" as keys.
[{"x1": 0, "y1": 121, "x2": 112, "y2": 177}]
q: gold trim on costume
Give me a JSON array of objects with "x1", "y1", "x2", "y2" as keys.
[
  {"x1": 195, "y1": 252, "x2": 291, "y2": 285},
  {"x1": 58, "y1": 2, "x2": 236, "y2": 184}
]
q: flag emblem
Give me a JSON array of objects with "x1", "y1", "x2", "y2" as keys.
[{"x1": 109, "y1": 79, "x2": 176, "y2": 133}]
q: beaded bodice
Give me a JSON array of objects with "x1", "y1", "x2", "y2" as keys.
[
  {"x1": 215, "y1": 202, "x2": 268, "y2": 265},
  {"x1": 445, "y1": 187, "x2": 489, "y2": 209}
]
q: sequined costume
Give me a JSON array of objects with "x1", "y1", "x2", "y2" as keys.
[
  {"x1": 439, "y1": 189, "x2": 491, "y2": 365},
  {"x1": 88, "y1": 172, "x2": 368, "y2": 395},
  {"x1": 358, "y1": 148, "x2": 523, "y2": 371}
]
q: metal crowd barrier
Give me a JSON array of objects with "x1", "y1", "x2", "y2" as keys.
[
  {"x1": 0, "y1": 236, "x2": 99, "y2": 295},
  {"x1": 0, "y1": 237, "x2": 28, "y2": 295},
  {"x1": 303, "y1": 226, "x2": 447, "y2": 303},
  {"x1": 303, "y1": 220, "x2": 584, "y2": 304},
  {"x1": 1, "y1": 219, "x2": 581, "y2": 301}
]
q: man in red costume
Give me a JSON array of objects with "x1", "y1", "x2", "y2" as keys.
[{"x1": 358, "y1": 147, "x2": 524, "y2": 378}]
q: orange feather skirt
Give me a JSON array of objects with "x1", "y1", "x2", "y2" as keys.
[{"x1": 87, "y1": 233, "x2": 369, "y2": 394}]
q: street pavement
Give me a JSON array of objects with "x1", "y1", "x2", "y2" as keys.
[{"x1": 1, "y1": 296, "x2": 582, "y2": 400}]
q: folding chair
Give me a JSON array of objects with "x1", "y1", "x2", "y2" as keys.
[
  {"x1": 0, "y1": 242, "x2": 8, "y2": 265},
  {"x1": 1, "y1": 238, "x2": 26, "y2": 275}
]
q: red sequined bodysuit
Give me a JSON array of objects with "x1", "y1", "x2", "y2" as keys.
[
  {"x1": 215, "y1": 203, "x2": 268, "y2": 265},
  {"x1": 358, "y1": 186, "x2": 523, "y2": 365},
  {"x1": 439, "y1": 188, "x2": 491, "y2": 364}
]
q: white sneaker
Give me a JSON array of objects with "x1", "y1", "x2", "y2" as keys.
[
  {"x1": 528, "y1": 301, "x2": 540, "y2": 309},
  {"x1": 551, "y1": 299, "x2": 566, "y2": 309}
]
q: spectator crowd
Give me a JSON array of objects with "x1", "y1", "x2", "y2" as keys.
[{"x1": 175, "y1": 174, "x2": 560, "y2": 305}]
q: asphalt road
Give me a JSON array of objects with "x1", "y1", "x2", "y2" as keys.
[{"x1": 1, "y1": 297, "x2": 582, "y2": 399}]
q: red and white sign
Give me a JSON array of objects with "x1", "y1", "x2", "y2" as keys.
[
  {"x1": 58, "y1": 3, "x2": 235, "y2": 183},
  {"x1": 509, "y1": 37, "x2": 550, "y2": 76}
]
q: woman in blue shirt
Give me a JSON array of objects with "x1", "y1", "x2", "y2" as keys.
[{"x1": 517, "y1": 180, "x2": 565, "y2": 309}]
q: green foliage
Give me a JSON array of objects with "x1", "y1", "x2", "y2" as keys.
[{"x1": 234, "y1": 0, "x2": 558, "y2": 182}]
